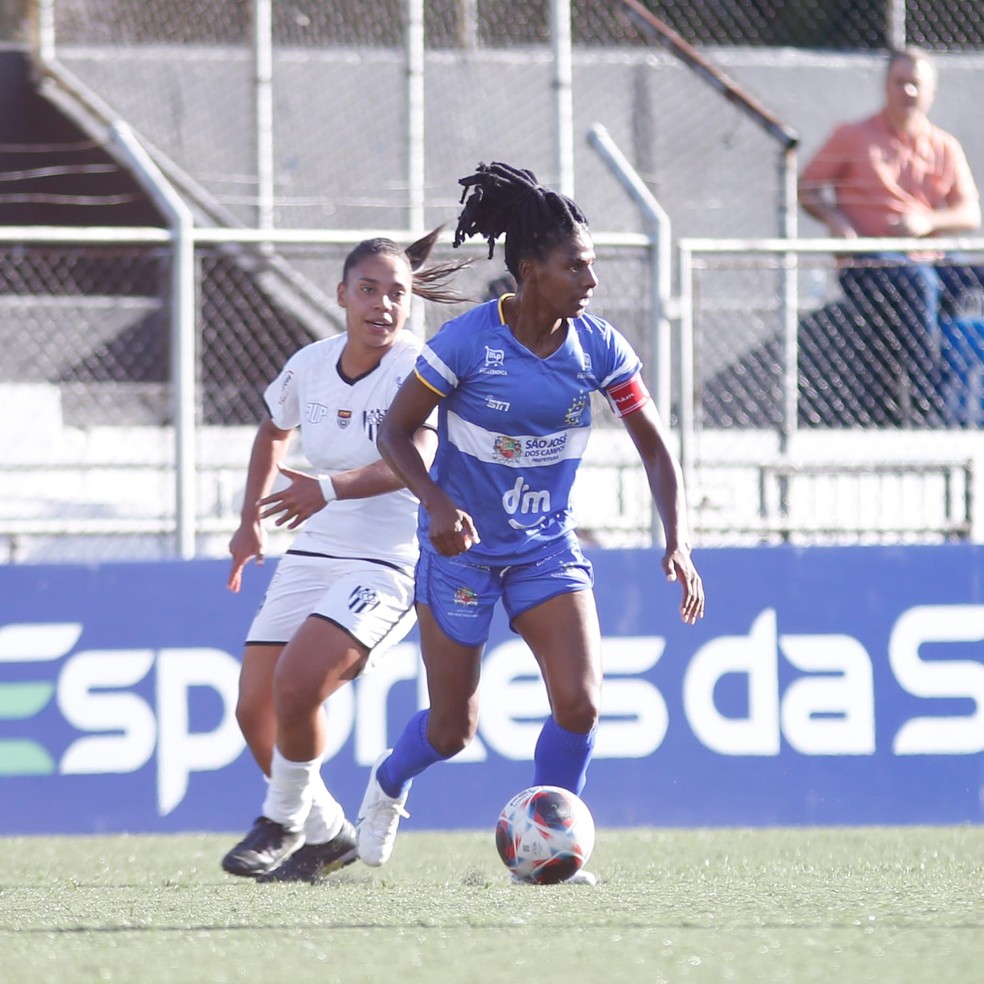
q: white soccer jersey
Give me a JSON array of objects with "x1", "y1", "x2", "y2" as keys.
[{"x1": 263, "y1": 331, "x2": 424, "y2": 570}]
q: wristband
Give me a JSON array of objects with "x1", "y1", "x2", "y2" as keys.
[{"x1": 318, "y1": 476, "x2": 338, "y2": 503}]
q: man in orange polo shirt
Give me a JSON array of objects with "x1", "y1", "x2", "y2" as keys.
[{"x1": 799, "y1": 47, "x2": 982, "y2": 426}]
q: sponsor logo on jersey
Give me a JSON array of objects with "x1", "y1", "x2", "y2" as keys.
[
  {"x1": 522, "y1": 434, "x2": 568, "y2": 462},
  {"x1": 486, "y1": 395, "x2": 511, "y2": 412},
  {"x1": 502, "y1": 476, "x2": 552, "y2": 529},
  {"x1": 363, "y1": 407, "x2": 386, "y2": 442},
  {"x1": 278, "y1": 370, "x2": 294, "y2": 404},
  {"x1": 564, "y1": 393, "x2": 588, "y2": 426},
  {"x1": 305, "y1": 402, "x2": 330, "y2": 423},
  {"x1": 453, "y1": 586, "x2": 478, "y2": 607},
  {"x1": 348, "y1": 585, "x2": 380, "y2": 614},
  {"x1": 480, "y1": 346, "x2": 507, "y2": 376},
  {"x1": 493, "y1": 435, "x2": 523, "y2": 461},
  {"x1": 337, "y1": 409, "x2": 353, "y2": 429}
]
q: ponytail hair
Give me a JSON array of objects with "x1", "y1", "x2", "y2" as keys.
[
  {"x1": 342, "y1": 225, "x2": 471, "y2": 304},
  {"x1": 452, "y1": 161, "x2": 588, "y2": 281}
]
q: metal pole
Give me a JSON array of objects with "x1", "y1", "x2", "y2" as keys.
[
  {"x1": 588, "y1": 125, "x2": 671, "y2": 425},
  {"x1": 110, "y1": 122, "x2": 197, "y2": 560},
  {"x1": 456, "y1": 0, "x2": 478, "y2": 48},
  {"x1": 37, "y1": 0, "x2": 56, "y2": 63},
  {"x1": 253, "y1": 0, "x2": 274, "y2": 230},
  {"x1": 780, "y1": 144, "x2": 799, "y2": 458},
  {"x1": 407, "y1": 0, "x2": 425, "y2": 232},
  {"x1": 678, "y1": 243, "x2": 695, "y2": 506},
  {"x1": 550, "y1": 0, "x2": 574, "y2": 197},
  {"x1": 886, "y1": 0, "x2": 907, "y2": 49},
  {"x1": 588, "y1": 124, "x2": 672, "y2": 546},
  {"x1": 406, "y1": 0, "x2": 426, "y2": 338}
]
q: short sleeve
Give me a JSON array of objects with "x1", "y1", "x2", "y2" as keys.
[
  {"x1": 263, "y1": 352, "x2": 302, "y2": 429},
  {"x1": 944, "y1": 132, "x2": 980, "y2": 205},
  {"x1": 799, "y1": 124, "x2": 853, "y2": 189},
  {"x1": 415, "y1": 323, "x2": 467, "y2": 398}
]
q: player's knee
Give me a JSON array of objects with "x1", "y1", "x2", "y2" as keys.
[
  {"x1": 235, "y1": 693, "x2": 264, "y2": 737},
  {"x1": 272, "y1": 669, "x2": 319, "y2": 724},
  {"x1": 553, "y1": 694, "x2": 600, "y2": 735}
]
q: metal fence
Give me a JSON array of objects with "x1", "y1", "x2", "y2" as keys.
[
  {"x1": 0, "y1": 225, "x2": 657, "y2": 562},
  {"x1": 679, "y1": 237, "x2": 984, "y2": 544},
  {"x1": 3, "y1": 1, "x2": 984, "y2": 560}
]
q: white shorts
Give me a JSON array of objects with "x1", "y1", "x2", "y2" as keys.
[{"x1": 246, "y1": 551, "x2": 417, "y2": 667}]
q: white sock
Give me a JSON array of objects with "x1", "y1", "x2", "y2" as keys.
[
  {"x1": 261, "y1": 748, "x2": 321, "y2": 831},
  {"x1": 303, "y1": 780, "x2": 345, "y2": 845}
]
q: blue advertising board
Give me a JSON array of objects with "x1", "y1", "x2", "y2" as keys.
[{"x1": 1, "y1": 546, "x2": 983, "y2": 835}]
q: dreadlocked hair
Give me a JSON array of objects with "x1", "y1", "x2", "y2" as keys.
[
  {"x1": 342, "y1": 226, "x2": 472, "y2": 305},
  {"x1": 452, "y1": 161, "x2": 588, "y2": 281}
]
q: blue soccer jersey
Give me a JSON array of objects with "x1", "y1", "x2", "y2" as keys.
[{"x1": 415, "y1": 296, "x2": 646, "y2": 565}]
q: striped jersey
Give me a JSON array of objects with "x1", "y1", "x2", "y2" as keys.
[{"x1": 415, "y1": 296, "x2": 646, "y2": 565}]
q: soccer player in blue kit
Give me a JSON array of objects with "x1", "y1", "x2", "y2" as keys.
[{"x1": 356, "y1": 162, "x2": 705, "y2": 884}]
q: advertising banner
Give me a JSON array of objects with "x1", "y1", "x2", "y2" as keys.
[{"x1": 1, "y1": 546, "x2": 982, "y2": 835}]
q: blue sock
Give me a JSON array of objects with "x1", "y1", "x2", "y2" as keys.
[
  {"x1": 533, "y1": 716, "x2": 597, "y2": 795},
  {"x1": 377, "y1": 710, "x2": 447, "y2": 798}
]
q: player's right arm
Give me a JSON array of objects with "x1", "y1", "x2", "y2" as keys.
[
  {"x1": 227, "y1": 415, "x2": 293, "y2": 592},
  {"x1": 377, "y1": 373, "x2": 478, "y2": 556}
]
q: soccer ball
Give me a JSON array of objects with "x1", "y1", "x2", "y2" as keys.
[{"x1": 495, "y1": 785, "x2": 596, "y2": 884}]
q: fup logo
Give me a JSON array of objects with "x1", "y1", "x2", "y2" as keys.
[{"x1": 0, "y1": 622, "x2": 244, "y2": 815}]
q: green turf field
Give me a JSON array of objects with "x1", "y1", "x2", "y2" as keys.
[{"x1": 1, "y1": 826, "x2": 982, "y2": 983}]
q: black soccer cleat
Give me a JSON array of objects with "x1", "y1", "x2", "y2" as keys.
[
  {"x1": 256, "y1": 820, "x2": 359, "y2": 883},
  {"x1": 221, "y1": 816, "x2": 305, "y2": 877}
]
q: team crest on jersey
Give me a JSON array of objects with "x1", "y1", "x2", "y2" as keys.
[
  {"x1": 336, "y1": 409, "x2": 353, "y2": 429},
  {"x1": 363, "y1": 407, "x2": 386, "y2": 442},
  {"x1": 564, "y1": 392, "x2": 588, "y2": 426},
  {"x1": 493, "y1": 435, "x2": 523, "y2": 461},
  {"x1": 453, "y1": 586, "x2": 478, "y2": 607},
  {"x1": 278, "y1": 370, "x2": 294, "y2": 405},
  {"x1": 348, "y1": 585, "x2": 380, "y2": 613}
]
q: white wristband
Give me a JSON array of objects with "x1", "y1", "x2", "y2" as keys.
[{"x1": 318, "y1": 476, "x2": 337, "y2": 503}]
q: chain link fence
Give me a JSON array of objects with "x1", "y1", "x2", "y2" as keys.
[
  {"x1": 680, "y1": 240, "x2": 984, "y2": 544},
  {"x1": 0, "y1": 229, "x2": 654, "y2": 561},
  {"x1": 3, "y1": 1, "x2": 984, "y2": 560}
]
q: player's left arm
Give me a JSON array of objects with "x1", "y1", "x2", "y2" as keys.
[
  {"x1": 257, "y1": 426, "x2": 438, "y2": 530},
  {"x1": 615, "y1": 381, "x2": 704, "y2": 624}
]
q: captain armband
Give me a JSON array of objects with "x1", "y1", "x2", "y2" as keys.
[{"x1": 605, "y1": 373, "x2": 651, "y2": 417}]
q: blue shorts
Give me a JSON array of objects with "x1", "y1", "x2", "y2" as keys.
[{"x1": 415, "y1": 536, "x2": 594, "y2": 647}]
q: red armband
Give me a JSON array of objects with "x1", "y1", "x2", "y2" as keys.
[{"x1": 606, "y1": 373, "x2": 651, "y2": 417}]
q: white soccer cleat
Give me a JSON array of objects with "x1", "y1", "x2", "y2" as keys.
[
  {"x1": 564, "y1": 869, "x2": 597, "y2": 886},
  {"x1": 356, "y1": 750, "x2": 411, "y2": 867}
]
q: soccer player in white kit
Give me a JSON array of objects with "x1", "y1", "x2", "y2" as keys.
[
  {"x1": 221, "y1": 230, "x2": 466, "y2": 882},
  {"x1": 356, "y1": 163, "x2": 705, "y2": 883}
]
